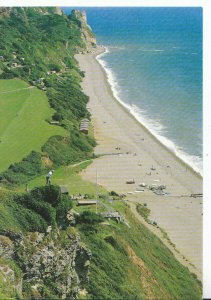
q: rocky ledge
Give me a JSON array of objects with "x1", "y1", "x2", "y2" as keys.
[{"x1": 0, "y1": 227, "x2": 91, "y2": 299}]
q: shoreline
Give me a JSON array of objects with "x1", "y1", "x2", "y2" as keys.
[
  {"x1": 95, "y1": 46, "x2": 202, "y2": 178},
  {"x1": 75, "y1": 46, "x2": 202, "y2": 279}
]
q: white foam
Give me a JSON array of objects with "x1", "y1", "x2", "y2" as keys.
[
  {"x1": 139, "y1": 48, "x2": 165, "y2": 52},
  {"x1": 96, "y1": 47, "x2": 203, "y2": 176},
  {"x1": 107, "y1": 45, "x2": 126, "y2": 50}
]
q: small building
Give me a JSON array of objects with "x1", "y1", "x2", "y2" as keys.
[
  {"x1": 80, "y1": 118, "x2": 89, "y2": 134},
  {"x1": 34, "y1": 78, "x2": 44, "y2": 84},
  {"x1": 99, "y1": 212, "x2": 124, "y2": 222},
  {"x1": 80, "y1": 127, "x2": 88, "y2": 134},
  {"x1": 80, "y1": 124, "x2": 89, "y2": 129},
  {"x1": 60, "y1": 186, "x2": 69, "y2": 195},
  {"x1": 49, "y1": 121, "x2": 60, "y2": 125},
  {"x1": 77, "y1": 200, "x2": 97, "y2": 206},
  {"x1": 81, "y1": 118, "x2": 89, "y2": 122}
]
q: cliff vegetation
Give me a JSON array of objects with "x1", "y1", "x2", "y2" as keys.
[
  {"x1": 0, "y1": 7, "x2": 95, "y2": 186},
  {"x1": 0, "y1": 7, "x2": 202, "y2": 300}
]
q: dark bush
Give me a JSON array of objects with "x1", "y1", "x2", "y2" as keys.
[
  {"x1": 76, "y1": 211, "x2": 103, "y2": 224},
  {"x1": 104, "y1": 236, "x2": 128, "y2": 255},
  {"x1": 56, "y1": 195, "x2": 73, "y2": 223},
  {"x1": 0, "y1": 151, "x2": 42, "y2": 185},
  {"x1": 30, "y1": 185, "x2": 61, "y2": 207},
  {"x1": 109, "y1": 191, "x2": 119, "y2": 197},
  {"x1": 42, "y1": 135, "x2": 81, "y2": 165},
  {"x1": 78, "y1": 224, "x2": 99, "y2": 235},
  {"x1": 48, "y1": 63, "x2": 61, "y2": 72},
  {"x1": 15, "y1": 192, "x2": 57, "y2": 226},
  {"x1": 52, "y1": 112, "x2": 63, "y2": 121},
  {"x1": 19, "y1": 208, "x2": 48, "y2": 231}
]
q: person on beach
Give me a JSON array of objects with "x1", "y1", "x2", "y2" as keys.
[{"x1": 46, "y1": 170, "x2": 54, "y2": 185}]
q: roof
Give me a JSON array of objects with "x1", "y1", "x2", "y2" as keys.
[
  {"x1": 77, "y1": 200, "x2": 97, "y2": 205},
  {"x1": 50, "y1": 121, "x2": 60, "y2": 124},
  {"x1": 60, "y1": 186, "x2": 69, "y2": 194}
]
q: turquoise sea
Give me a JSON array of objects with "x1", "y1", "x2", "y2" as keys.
[{"x1": 64, "y1": 7, "x2": 202, "y2": 174}]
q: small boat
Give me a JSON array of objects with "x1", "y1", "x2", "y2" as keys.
[{"x1": 126, "y1": 179, "x2": 135, "y2": 184}]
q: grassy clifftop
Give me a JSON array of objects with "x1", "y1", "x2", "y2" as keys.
[
  {"x1": 0, "y1": 7, "x2": 96, "y2": 186},
  {"x1": 0, "y1": 79, "x2": 67, "y2": 172}
]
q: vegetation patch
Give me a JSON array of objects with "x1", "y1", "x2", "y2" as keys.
[
  {"x1": 0, "y1": 185, "x2": 73, "y2": 233},
  {"x1": 17, "y1": 161, "x2": 107, "y2": 197},
  {"x1": 136, "y1": 203, "x2": 151, "y2": 221},
  {"x1": 0, "y1": 79, "x2": 67, "y2": 172},
  {"x1": 0, "y1": 9, "x2": 96, "y2": 186},
  {"x1": 76, "y1": 202, "x2": 202, "y2": 300}
]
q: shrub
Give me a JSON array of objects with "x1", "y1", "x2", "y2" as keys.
[
  {"x1": 109, "y1": 191, "x2": 119, "y2": 197},
  {"x1": 14, "y1": 192, "x2": 56, "y2": 226},
  {"x1": 14, "y1": 185, "x2": 65, "y2": 227},
  {"x1": 52, "y1": 112, "x2": 63, "y2": 121},
  {"x1": 136, "y1": 203, "x2": 151, "y2": 220},
  {"x1": 56, "y1": 195, "x2": 73, "y2": 225},
  {"x1": 0, "y1": 151, "x2": 43, "y2": 185},
  {"x1": 48, "y1": 63, "x2": 61, "y2": 72},
  {"x1": 30, "y1": 185, "x2": 61, "y2": 207},
  {"x1": 2, "y1": 193, "x2": 48, "y2": 232},
  {"x1": 76, "y1": 211, "x2": 103, "y2": 224}
]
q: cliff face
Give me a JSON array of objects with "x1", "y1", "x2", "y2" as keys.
[
  {"x1": 71, "y1": 10, "x2": 97, "y2": 48},
  {"x1": 0, "y1": 7, "x2": 63, "y2": 18},
  {"x1": 0, "y1": 7, "x2": 11, "y2": 17},
  {"x1": 0, "y1": 229, "x2": 91, "y2": 299}
]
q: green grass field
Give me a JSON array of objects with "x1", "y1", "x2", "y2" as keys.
[
  {"x1": 18, "y1": 160, "x2": 107, "y2": 196},
  {"x1": 0, "y1": 79, "x2": 67, "y2": 172}
]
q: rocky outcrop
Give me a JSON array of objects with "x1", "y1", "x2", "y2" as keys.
[
  {"x1": 0, "y1": 7, "x2": 11, "y2": 17},
  {"x1": 0, "y1": 7, "x2": 62, "y2": 19},
  {"x1": 71, "y1": 10, "x2": 97, "y2": 49},
  {"x1": 0, "y1": 234, "x2": 22, "y2": 298},
  {"x1": 0, "y1": 228, "x2": 91, "y2": 299}
]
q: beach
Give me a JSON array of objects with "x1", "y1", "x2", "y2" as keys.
[{"x1": 75, "y1": 47, "x2": 203, "y2": 279}]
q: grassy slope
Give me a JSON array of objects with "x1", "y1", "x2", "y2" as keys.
[
  {"x1": 80, "y1": 202, "x2": 202, "y2": 300},
  {"x1": 0, "y1": 162, "x2": 201, "y2": 299},
  {"x1": 18, "y1": 163, "x2": 202, "y2": 299},
  {"x1": 0, "y1": 79, "x2": 67, "y2": 172},
  {"x1": 17, "y1": 161, "x2": 107, "y2": 196}
]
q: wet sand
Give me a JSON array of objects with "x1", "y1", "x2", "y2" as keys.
[{"x1": 75, "y1": 47, "x2": 202, "y2": 279}]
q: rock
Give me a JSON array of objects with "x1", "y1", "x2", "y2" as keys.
[
  {"x1": 0, "y1": 7, "x2": 11, "y2": 17},
  {"x1": 71, "y1": 10, "x2": 97, "y2": 48},
  {"x1": 46, "y1": 225, "x2": 52, "y2": 233},
  {"x1": 13, "y1": 229, "x2": 92, "y2": 299},
  {"x1": 0, "y1": 235, "x2": 14, "y2": 259},
  {"x1": 67, "y1": 209, "x2": 79, "y2": 225}
]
